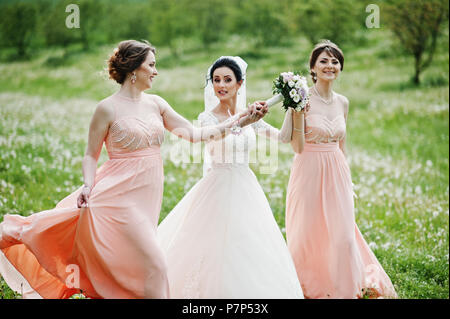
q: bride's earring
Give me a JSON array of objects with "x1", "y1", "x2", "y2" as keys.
[{"x1": 131, "y1": 72, "x2": 137, "y2": 84}]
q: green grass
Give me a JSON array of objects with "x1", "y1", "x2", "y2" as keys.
[{"x1": 0, "y1": 29, "x2": 448, "y2": 299}]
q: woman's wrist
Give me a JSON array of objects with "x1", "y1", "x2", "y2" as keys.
[
  {"x1": 293, "y1": 110, "x2": 305, "y2": 118},
  {"x1": 238, "y1": 116, "x2": 251, "y2": 128},
  {"x1": 230, "y1": 117, "x2": 242, "y2": 135}
]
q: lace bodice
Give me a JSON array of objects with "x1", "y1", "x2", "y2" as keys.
[
  {"x1": 304, "y1": 113, "x2": 346, "y2": 144},
  {"x1": 198, "y1": 111, "x2": 257, "y2": 166},
  {"x1": 104, "y1": 94, "x2": 165, "y2": 156}
]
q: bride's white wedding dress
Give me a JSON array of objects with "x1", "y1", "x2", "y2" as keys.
[{"x1": 157, "y1": 111, "x2": 304, "y2": 299}]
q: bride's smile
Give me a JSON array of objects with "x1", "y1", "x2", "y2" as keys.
[{"x1": 212, "y1": 67, "x2": 241, "y2": 101}]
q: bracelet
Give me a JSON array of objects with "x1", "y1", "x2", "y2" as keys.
[
  {"x1": 293, "y1": 127, "x2": 304, "y2": 133},
  {"x1": 230, "y1": 118, "x2": 242, "y2": 135}
]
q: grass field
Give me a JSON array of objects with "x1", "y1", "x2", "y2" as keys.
[{"x1": 0, "y1": 30, "x2": 448, "y2": 299}]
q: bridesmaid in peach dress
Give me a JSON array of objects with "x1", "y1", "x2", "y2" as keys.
[
  {"x1": 286, "y1": 40, "x2": 397, "y2": 299},
  {"x1": 0, "y1": 40, "x2": 266, "y2": 299}
]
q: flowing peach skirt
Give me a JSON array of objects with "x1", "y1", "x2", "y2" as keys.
[
  {"x1": 0, "y1": 147, "x2": 169, "y2": 299},
  {"x1": 286, "y1": 143, "x2": 397, "y2": 298}
]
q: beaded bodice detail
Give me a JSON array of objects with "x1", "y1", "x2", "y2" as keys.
[
  {"x1": 198, "y1": 111, "x2": 257, "y2": 165},
  {"x1": 104, "y1": 94, "x2": 165, "y2": 155},
  {"x1": 304, "y1": 113, "x2": 346, "y2": 144}
]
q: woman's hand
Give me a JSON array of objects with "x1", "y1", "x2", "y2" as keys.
[
  {"x1": 294, "y1": 101, "x2": 310, "y2": 114},
  {"x1": 77, "y1": 185, "x2": 92, "y2": 208},
  {"x1": 240, "y1": 101, "x2": 268, "y2": 124}
]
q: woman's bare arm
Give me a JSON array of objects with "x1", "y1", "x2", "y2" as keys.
[
  {"x1": 153, "y1": 95, "x2": 266, "y2": 143},
  {"x1": 290, "y1": 111, "x2": 306, "y2": 154},
  {"x1": 77, "y1": 102, "x2": 113, "y2": 208},
  {"x1": 339, "y1": 96, "x2": 349, "y2": 157}
]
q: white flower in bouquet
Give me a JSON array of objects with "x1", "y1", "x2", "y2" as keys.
[
  {"x1": 293, "y1": 95, "x2": 300, "y2": 103},
  {"x1": 289, "y1": 89, "x2": 297, "y2": 98},
  {"x1": 288, "y1": 80, "x2": 295, "y2": 88},
  {"x1": 300, "y1": 77, "x2": 308, "y2": 87},
  {"x1": 292, "y1": 75, "x2": 301, "y2": 82},
  {"x1": 281, "y1": 72, "x2": 294, "y2": 83}
]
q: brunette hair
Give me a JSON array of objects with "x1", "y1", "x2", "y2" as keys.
[
  {"x1": 309, "y1": 40, "x2": 344, "y2": 83},
  {"x1": 108, "y1": 40, "x2": 156, "y2": 84},
  {"x1": 209, "y1": 57, "x2": 243, "y2": 82}
]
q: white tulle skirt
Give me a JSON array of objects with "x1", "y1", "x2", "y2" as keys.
[{"x1": 157, "y1": 164, "x2": 304, "y2": 299}]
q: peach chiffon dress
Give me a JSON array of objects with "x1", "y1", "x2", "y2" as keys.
[
  {"x1": 0, "y1": 93, "x2": 169, "y2": 299},
  {"x1": 286, "y1": 96, "x2": 397, "y2": 299}
]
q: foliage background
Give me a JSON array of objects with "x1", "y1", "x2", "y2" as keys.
[{"x1": 0, "y1": 0, "x2": 448, "y2": 299}]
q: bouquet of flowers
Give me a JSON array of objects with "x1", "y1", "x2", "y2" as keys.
[{"x1": 266, "y1": 72, "x2": 310, "y2": 111}]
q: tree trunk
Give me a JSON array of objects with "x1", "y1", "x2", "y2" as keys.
[
  {"x1": 81, "y1": 29, "x2": 89, "y2": 51},
  {"x1": 169, "y1": 42, "x2": 179, "y2": 59},
  {"x1": 413, "y1": 53, "x2": 422, "y2": 85},
  {"x1": 413, "y1": 67, "x2": 421, "y2": 85},
  {"x1": 17, "y1": 44, "x2": 26, "y2": 57}
]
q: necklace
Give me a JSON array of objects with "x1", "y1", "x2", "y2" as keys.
[{"x1": 313, "y1": 86, "x2": 334, "y2": 105}]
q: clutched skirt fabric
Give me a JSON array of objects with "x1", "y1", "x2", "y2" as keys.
[{"x1": 0, "y1": 148, "x2": 169, "y2": 299}]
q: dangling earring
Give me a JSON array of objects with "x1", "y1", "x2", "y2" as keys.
[
  {"x1": 312, "y1": 72, "x2": 317, "y2": 82},
  {"x1": 131, "y1": 72, "x2": 137, "y2": 84}
]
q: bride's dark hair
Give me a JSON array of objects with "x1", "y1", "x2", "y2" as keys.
[
  {"x1": 209, "y1": 58, "x2": 243, "y2": 82},
  {"x1": 108, "y1": 39, "x2": 156, "y2": 84},
  {"x1": 309, "y1": 40, "x2": 344, "y2": 83}
]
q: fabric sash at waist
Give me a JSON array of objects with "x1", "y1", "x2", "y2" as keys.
[
  {"x1": 108, "y1": 147, "x2": 161, "y2": 159},
  {"x1": 303, "y1": 143, "x2": 339, "y2": 152}
]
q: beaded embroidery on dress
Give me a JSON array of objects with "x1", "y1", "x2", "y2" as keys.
[
  {"x1": 304, "y1": 113, "x2": 346, "y2": 144},
  {"x1": 105, "y1": 113, "x2": 165, "y2": 153}
]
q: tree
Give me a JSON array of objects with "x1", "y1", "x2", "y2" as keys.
[
  {"x1": 190, "y1": 0, "x2": 226, "y2": 50},
  {"x1": 149, "y1": 0, "x2": 194, "y2": 57},
  {"x1": 293, "y1": 0, "x2": 364, "y2": 47},
  {"x1": 384, "y1": 0, "x2": 449, "y2": 84},
  {"x1": 0, "y1": 2, "x2": 37, "y2": 57},
  {"x1": 103, "y1": 1, "x2": 152, "y2": 43},
  {"x1": 42, "y1": 0, "x2": 108, "y2": 51},
  {"x1": 42, "y1": 1, "x2": 78, "y2": 50},
  {"x1": 77, "y1": 0, "x2": 107, "y2": 50},
  {"x1": 231, "y1": 0, "x2": 289, "y2": 48}
]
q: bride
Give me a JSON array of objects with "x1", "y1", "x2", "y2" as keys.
[{"x1": 157, "y1": 56, "x2": 303, "y2": 299}]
